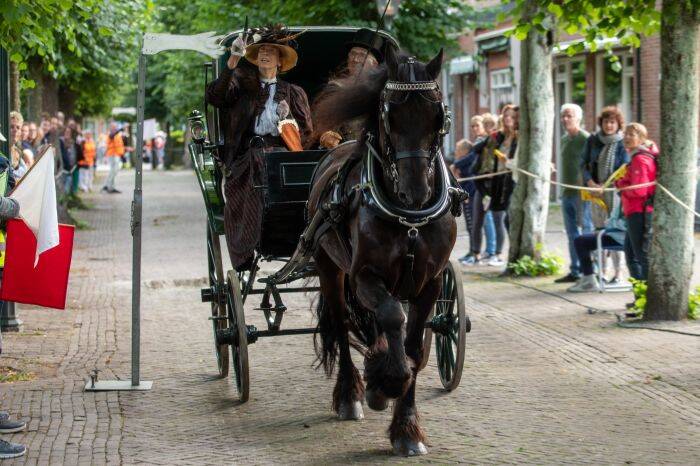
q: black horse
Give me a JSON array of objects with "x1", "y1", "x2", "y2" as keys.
[{"x1": 307, "y1": 47, "x2": 458, "y2": 456}]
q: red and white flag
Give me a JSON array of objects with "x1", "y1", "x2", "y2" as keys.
[
  {"x1": 0, "y1": 147, "x2": 74, "y2": 309},
  {"x1": 10, "y1": 147, "x2": 60, "y2": 265}
]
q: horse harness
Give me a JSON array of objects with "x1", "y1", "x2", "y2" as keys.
[{"x1": 267, "y1": 59, "x2": 467, "y2": 295}]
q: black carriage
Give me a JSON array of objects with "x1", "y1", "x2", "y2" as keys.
[{"x1": 188, "y1": 26, "x2": 469, "y2": 402}]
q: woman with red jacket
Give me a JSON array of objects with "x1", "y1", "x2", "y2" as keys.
[{"x1": 615, "y1": 123, "x2": 658, "y2": 280}]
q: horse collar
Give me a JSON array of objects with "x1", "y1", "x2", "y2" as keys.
[{"x1": 360, "y1": 142, "x2": 456, "y2": 229}]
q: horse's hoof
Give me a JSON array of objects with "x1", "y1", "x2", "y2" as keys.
[
  {"x1": 365, "y1": 388, "x2": 389, "y2": 411},
  {"x1": 392, "y1": 438, "x2": 428, "y2": 457},
  {"x1": 337, "y1": 400, "x2": 364, "y2": 420}
]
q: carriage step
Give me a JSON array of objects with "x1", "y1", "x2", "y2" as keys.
[{"x1": 208, "y1": 316, "x2": 228, "y2": 321}]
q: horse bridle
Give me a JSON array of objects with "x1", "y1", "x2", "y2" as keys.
[{"x1": 372, "y1": 57, "x2": 452, "y2": 191}]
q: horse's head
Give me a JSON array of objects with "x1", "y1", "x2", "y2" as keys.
[{"x1": 380, "y1": 47, "x2": 446, "y2": 209}]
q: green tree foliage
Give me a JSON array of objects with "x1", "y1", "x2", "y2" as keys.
[
  {"x1": 59, "y1": 0, "x2": 155, "y2": 115},
  {"x1": 504, "y1": 0, "x2": 661, "y2": 53},
  {"x1": 0, "y1": 0, "x2": 97, "y2": 88},
  {"x1": 147, "y1": 0, "x2": 473, "y2": 124},
  {"x1": 1, "y1": 0, "x2": 153, "y2": 115}
]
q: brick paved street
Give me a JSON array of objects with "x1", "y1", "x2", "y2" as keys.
[{"x1": 1, "y1": 169, "x2": 699, "y2": 465}]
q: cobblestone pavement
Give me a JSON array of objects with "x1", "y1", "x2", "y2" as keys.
[{"x1": 1, "y1": 170, "x2": 699, "y2": 465}]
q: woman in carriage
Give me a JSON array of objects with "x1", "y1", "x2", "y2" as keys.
[{"x1": 205, "y1": 23, "x2": 313, "y2": 271}]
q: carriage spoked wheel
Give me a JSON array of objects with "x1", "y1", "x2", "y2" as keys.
[
  {"x1": 207, "y1": 225, "x2": 229, "y2": 378},
  {"x1": 431, "y1": 259, "x2": 468, "y2": 390},
  {"x1": 226, "y1": 270, "x2": 250, "y2": 402}
]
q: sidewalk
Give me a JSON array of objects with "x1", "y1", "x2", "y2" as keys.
[{"x1": 0, "y1": 170, "x2": 697, "y2": 464}]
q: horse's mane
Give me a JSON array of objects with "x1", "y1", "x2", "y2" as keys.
[{"x1": 310, "y1": 64, "x2": 388, "y2": 144}]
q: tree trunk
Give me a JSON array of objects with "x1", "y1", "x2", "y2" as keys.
[
  {"x1": 42, "y1": 74, "x2": 59, "y2": 116},
  {"x1": 26, "y1": 58, "x2": 45, "y2": 121},
  {"x1": 507, "y1": 2, "x2": 554, "y2": 263},
  {"x1": 9, "y1": 60, "x2": 20, "y2": 112},
  {"x1": 646, "y1": 1, "x2": 699, "y2": 320},
  {"x1": 58, "y1": 85, "x2": 78, "y2": 118}
]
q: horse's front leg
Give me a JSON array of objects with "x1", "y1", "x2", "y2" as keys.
[
  {"x1": 390, "y1": 275, "x2": 440, "y2": 456},
  {"x1": 315, "y1": 248, "x2": 364, "y2": 421},
  {"x1": 353, "y1": 268, "x2": 413, "y2": 411}
]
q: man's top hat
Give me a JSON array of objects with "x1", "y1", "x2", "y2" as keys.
[{"x1": 345, "y1": 28, "x2": 387, "y2": 62}]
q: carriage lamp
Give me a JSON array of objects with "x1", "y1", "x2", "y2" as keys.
[
  {"x1": 188, "y1": 110, "x2": 207, "y2": 144},
  {"x1": 376, "y1": 0, "x2": 402, "y2": 30}
]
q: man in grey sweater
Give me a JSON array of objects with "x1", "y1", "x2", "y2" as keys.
[{"x1": 554, "y1": 104, "x2": 593, "y2": 284}]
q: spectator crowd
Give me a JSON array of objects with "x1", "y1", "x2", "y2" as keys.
[
  {"x1": 0, "y1": 111, "x2": 154, "y2": 196},
  {"x1": 450, "y1": 103, "x2": 658, "y2": 301}
]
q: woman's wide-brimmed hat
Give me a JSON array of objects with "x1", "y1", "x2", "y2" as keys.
[
  {"x1": 345, "y1": 28, "x2": 387, "y2": 62},
  {"x1": 245, "y1": 24, "x2": 303, "y2": 72}
]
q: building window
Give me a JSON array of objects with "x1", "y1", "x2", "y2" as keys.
[
  {"x1": 596, "y1": 53, "x2": 634, "y2": 122},
  {"x1": 570, "y1": 60, "x2": 586, "y2": 111},
  {"x1": 490, "y1": 68, "x2": 514, "y2": 114}
]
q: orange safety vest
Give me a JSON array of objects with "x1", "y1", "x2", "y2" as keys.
[
  {"x1": 106, "y1": 133, "x2": 125, "y2": 157},
  {"x1": 80, "y1": 140, "x2": 96, "y2": 166}
]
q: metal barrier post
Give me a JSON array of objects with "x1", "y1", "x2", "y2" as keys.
[
  {"x1": 85, "y1": 51, "x2": 151, "y2": 391},
  {"x1": 84, "y1": 31, "x2": 225, "y2": 392}
]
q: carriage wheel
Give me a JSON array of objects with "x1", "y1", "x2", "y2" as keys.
[
  {"x1": 227, "y1": 270, "x2": 250, "y2": 402},
  {"x1": 433, "y1": 259, "x2": 468, "y2": 391},
  {"x1": 207, "y1": 225, "x2": 229, "y2": 378}
]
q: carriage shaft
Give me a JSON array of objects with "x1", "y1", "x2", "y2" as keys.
[
  {"x1": 247, "y1": 286, "x2": 320, "y2": 295},
  {"x1": 252, "y1": 327, "x2": 316, "y2": 338}
]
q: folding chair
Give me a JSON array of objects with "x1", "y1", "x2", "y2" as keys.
[{"x1": 596, "y1": 229, "x2": 632, "y2": 292}]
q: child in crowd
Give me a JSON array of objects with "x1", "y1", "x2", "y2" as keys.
[{"x1": 451, "y1": 138, "x2": 474, "y2": 260}]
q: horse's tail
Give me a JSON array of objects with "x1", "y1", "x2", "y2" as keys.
[
  {"x1": 313, "y1": 294, "x2": 338, "y2": 377},
  {"x1": 344, "y1": 278, "x2": 378, "y2": 353},
  {"x1": 313, "y1": 281, "x2": 378, "y2": 376}
]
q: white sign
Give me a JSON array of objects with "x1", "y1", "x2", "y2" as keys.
[
  {"x1": 142, "y1": 32, "x2": 226, "y2": 58},
  {"x1": 112, "y1": 107, "x2": 137, "y2": 116}
]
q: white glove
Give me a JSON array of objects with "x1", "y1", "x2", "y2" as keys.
[{"x1": 230, "y1": 35, "x2": 247, "y2": 57}]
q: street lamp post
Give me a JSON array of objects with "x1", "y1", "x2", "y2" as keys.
[{"x1": 376, "y1": 0, "x2": 402, "y2": 31}]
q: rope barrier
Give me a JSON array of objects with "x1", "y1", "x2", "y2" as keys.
[{"x1": 455, "y1": 167, "x2": 700, "y2": 218}]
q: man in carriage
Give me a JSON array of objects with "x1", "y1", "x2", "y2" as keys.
[
  {"x1": 317, "y1": 28, "x2": 388, "y2": 149},
  {"x1": 206, "y1": 23, "x2": 313, "y2": 271}
]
